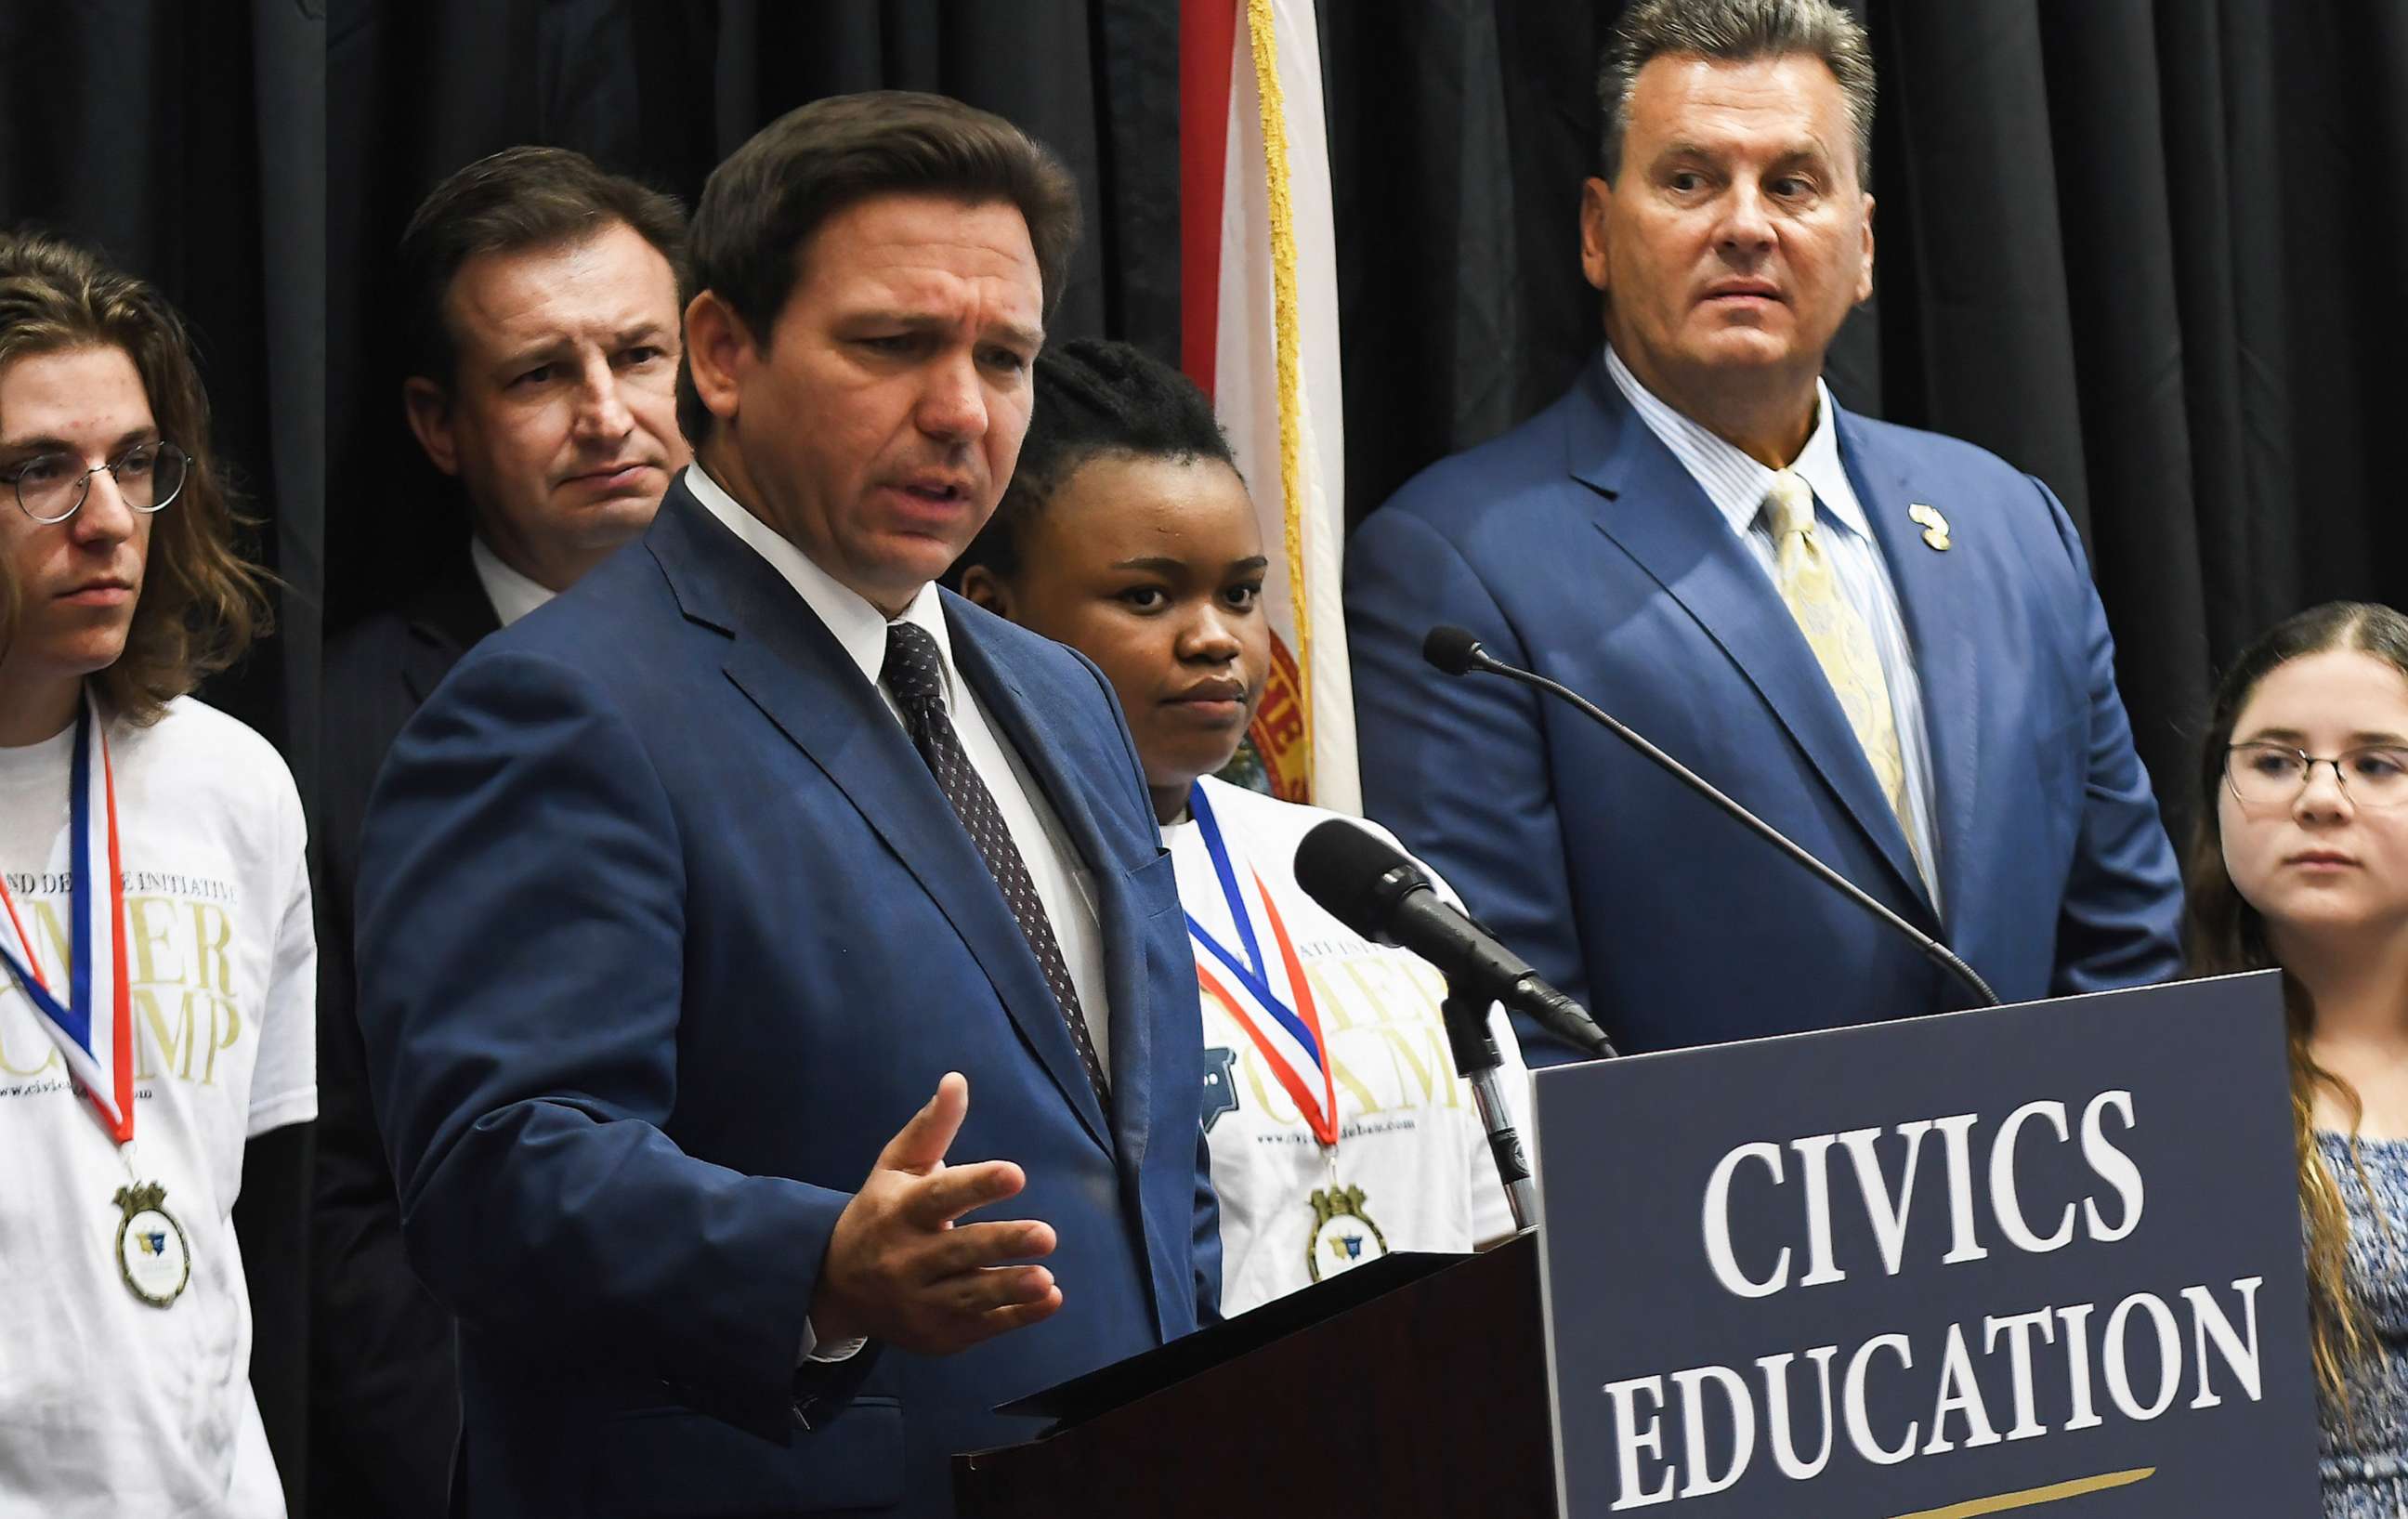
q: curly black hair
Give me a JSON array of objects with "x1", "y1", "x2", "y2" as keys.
[{"x1": 952, "y1": 336, "x2": 1237, "y2": 584}]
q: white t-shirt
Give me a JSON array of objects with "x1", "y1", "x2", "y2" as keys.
[
  {"x1": 1168, "y1": 776, "x2": 1526, "y2": 1317},
  {"x1": 0, "y1": 697, "x2": 316, "y2": 1519}
]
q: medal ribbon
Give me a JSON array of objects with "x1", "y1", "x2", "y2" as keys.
[
  {"x1": 0, "y1": 692, "x2": 133, "y2": 1143},
  {"x1": 1185, "y1": 783, "x2": 1339, "y2": 1149}
]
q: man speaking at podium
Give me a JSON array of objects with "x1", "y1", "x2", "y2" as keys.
[
  {"x1": 355, "y1": 93, "x2": 1218, "y2": 1518},
  {"x1": 1346, "y1": 0, "x2": 2183, "y2": 1063}
]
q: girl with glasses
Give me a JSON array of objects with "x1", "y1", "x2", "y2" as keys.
[{"x1": 2184, "y1": 600, "x2": 2408, "y2": 1519}]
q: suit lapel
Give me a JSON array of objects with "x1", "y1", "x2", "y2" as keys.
[
  {"x1": 648, "y1": 490, "x2": 1114, "y2": 1154},
  {"x1": 949, "y1": 608, "x2": 1156, "y2": 1178},
  {"x1": 399, "y1": 543, "x2": 503, "y2": 704},
  {"x1": 1569, "y1": 365, "x2": 1932, "y2": 917},
  {"x1": 1839, "y1": 413, "x2": 1981, "y2": 932}
]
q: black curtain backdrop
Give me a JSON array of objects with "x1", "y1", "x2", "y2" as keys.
[{"x1": 0, "y1": 1, "x2": 324, "y2": 1511}]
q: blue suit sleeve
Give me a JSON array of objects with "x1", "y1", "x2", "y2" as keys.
[
  {"x1": 1345, "y1": 506, "x2": 1592, "y2": 1063},
  {"x1": 2030, "y1": 478, "x2": 2186, "y2": 993},
  {"x1": 355, "y1": 648, "x2": 852, "y2": 1441}
]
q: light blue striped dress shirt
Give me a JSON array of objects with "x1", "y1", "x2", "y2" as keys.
[{"x1": 1603, "y1": 347, "x2": 1943, "y2": 911}]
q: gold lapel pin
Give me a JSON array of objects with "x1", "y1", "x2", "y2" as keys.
[{"x1": 1907, "y1": 503, "x2": 1952, "y2": 552}]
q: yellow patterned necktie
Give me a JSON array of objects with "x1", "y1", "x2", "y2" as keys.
[{"x1": 1763, "y1": 471, "x2": 1924, "y2": 882}]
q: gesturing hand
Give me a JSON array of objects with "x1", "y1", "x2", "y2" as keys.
[{"x1": 811, "y1": 1072, "x2": 1064, "y2": 1355}]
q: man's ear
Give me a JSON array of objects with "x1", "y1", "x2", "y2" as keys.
[
  {"x1": 1854, "y1": 192, "x2": 1877, "y2": 306},
  {"x1": 683, "y1": 290, "x2": 752, "y2": 430},
  {"x1": 1578, "y1": 176, "x2": 1615, "y2": 295},
  {"x1": 958, "y1": 563, "x2": 1014, "y2": 618},
  {"x1": 401, "y1": 377, "x2": 460, "y2": 477}
]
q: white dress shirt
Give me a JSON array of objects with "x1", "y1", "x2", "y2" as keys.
[
  {"x1": 1603, "y1": 347, "x2": 1943, "y2": 910},
  {"x1": 681, "y1": 465, "x2": 1112, "y2": 1061},
  {"x1": 467, "y1": 534, "x2": 557, "y2": 628}
]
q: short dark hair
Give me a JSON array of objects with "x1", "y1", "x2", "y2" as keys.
[
  {"x1": 678, "y1": 90, "x2": 1082, "y2": 444},
  {"x1": 398, "y1": 146, "x2": 690, "y2": 387},
  {"x1": 1598, "y1": 0, "x2": 1877, "y2": 185},
  {"x1": 951, "y1": 337, "x2": 1235, "y2": 585},
  {"x1": 0, "y1": 229, "x2": 272, "y2": 724}
]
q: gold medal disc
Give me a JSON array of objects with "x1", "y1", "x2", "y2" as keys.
[
  {"x1": 1305, "y1": 1184, "x2": 1390, "y2": 1283},
  {"x1": 113, "y1": 1182, "x2": 190, "y2": 1308}
]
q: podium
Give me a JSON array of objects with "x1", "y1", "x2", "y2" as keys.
[
  {"x1": 957, "y1": 975, "x2": 2324, "y2": 1516},
  {"x1": 953, "y1": 1234, "x2": 1554, "y2": 1517}
]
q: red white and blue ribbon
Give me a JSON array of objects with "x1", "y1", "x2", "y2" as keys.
[
  {"x1": 0, "y1": 691, "x2": 133, "y2": 1143},
  {"x1": 1185, "y1": 781, "x2": 1338, "y2": 1148}
]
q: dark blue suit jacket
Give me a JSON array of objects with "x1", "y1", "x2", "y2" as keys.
[
  {"x1": 1347, "y1": 357, "x2": 2183, "y2": 1061},
  {"x1": 312, "y1": 543, "x2": 495, "y2": 1517},
  {"x1": 356, "y1": 480, "x2": 1218, "y2": 1517}
]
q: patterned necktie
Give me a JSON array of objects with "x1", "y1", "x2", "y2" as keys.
[
  {"x1": 1762, "y1": 471, "x2": 1923, "y2": 880},
  {"x1": 882, "y1": 621, "x2": 1110, "y2": 1109}
]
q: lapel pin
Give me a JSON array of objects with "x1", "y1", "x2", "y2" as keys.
[{"x1": 1907, "y1": 503, "x2": 1952, "y2": 552}]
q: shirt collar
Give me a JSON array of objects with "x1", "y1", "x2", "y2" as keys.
[
  {"x1": 1603, "y1": 347, "x2": 1869, "y2": 542},
  {"x1": 680, "y1": 464, "x2": 957, "y2": 705},
  {"x1": 467, "y1": 534, "x2": 558, "y2": 628}
]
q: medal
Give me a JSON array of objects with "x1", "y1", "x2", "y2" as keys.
[
  {"x1": 1184, "y1": 786, "x2": 1396, "y2": 1284},
  {"x1": 1187, "y1": 782, "x2": 1382, "y2": 1281},
  {"x1": 0, "y1": 691, "x2": 187, "y2": 1307},
  {"x1": 112, "y1": 1181, "x2": 190, "y2": 1306},
  {"x1": 1306, "y1": 1184, "x2": 1389, "y2": 1282}
]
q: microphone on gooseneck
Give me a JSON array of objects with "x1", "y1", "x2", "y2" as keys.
[
  {"x1": 1293, "y1": 820, "x2": 1617, "y2": 1059},
  {"x1": 1295, "y1": 817, "x2": 1606, "y2": 1229},
  {"x1": 1420, "y1": 624, "x2": 2002, "y2": 1010}
]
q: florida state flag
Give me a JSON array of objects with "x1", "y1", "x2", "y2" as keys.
[{"x1": 1181, "y1": 0, "x2": 1356, "y2": 812}]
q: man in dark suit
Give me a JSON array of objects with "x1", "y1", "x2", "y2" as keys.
[
  {"x1": 1345, "y1": 0, "x2": 2183, "y2": 1063},
  {"x1": 354, "y1": 92, "x2": 1217, "y2": 1518},
  {"x1": 312, "y1": 147, "x2": 689, "y2": 1517}
]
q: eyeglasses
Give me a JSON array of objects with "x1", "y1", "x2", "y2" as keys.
[
  {"x1": 2225, "y1": 742, "x2": 2408, "y2": 810},
  {"x1": 5, "y1": 441, "x2": 190, "y2": 525}
]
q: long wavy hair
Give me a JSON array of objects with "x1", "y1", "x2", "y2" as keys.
[
  {"x1": 0, "y1": 229, "x2": 269, "y2": 723},
  {"x1": 2182, "y1": 599, "x2": 2408, "y2": 1413}
]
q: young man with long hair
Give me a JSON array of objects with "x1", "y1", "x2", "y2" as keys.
[{"x1": 0, "y1": 229, "x2": 313, "y2": 1518}]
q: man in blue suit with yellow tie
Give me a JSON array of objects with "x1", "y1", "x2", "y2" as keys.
[
  {"x1": 355, "y1": 93, "x2": 1216, "y2": 1517},
  {"x1": 1347, "y1": 0, "x2": 2183, "y2": 1064}
]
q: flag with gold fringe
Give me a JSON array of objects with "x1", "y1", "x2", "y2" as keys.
[{"x1": 1180, "y1": 0, "x2": 1355, "y2": 812}]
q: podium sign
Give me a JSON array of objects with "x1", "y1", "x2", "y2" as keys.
[{"x1": 1533, "y1": 972, "x2": 2320, "y2": 1516}]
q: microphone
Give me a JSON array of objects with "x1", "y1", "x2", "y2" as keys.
[
  {"x1": 1421, "y1": 623, "x2": 1486, "y2": 677},
  {"x1": 1420, "y1": 624, "x2": 2001, "y2": 1010},
  {"x1": 1294, "y1": 819, "x2": 1617, "y2": 1059}
]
